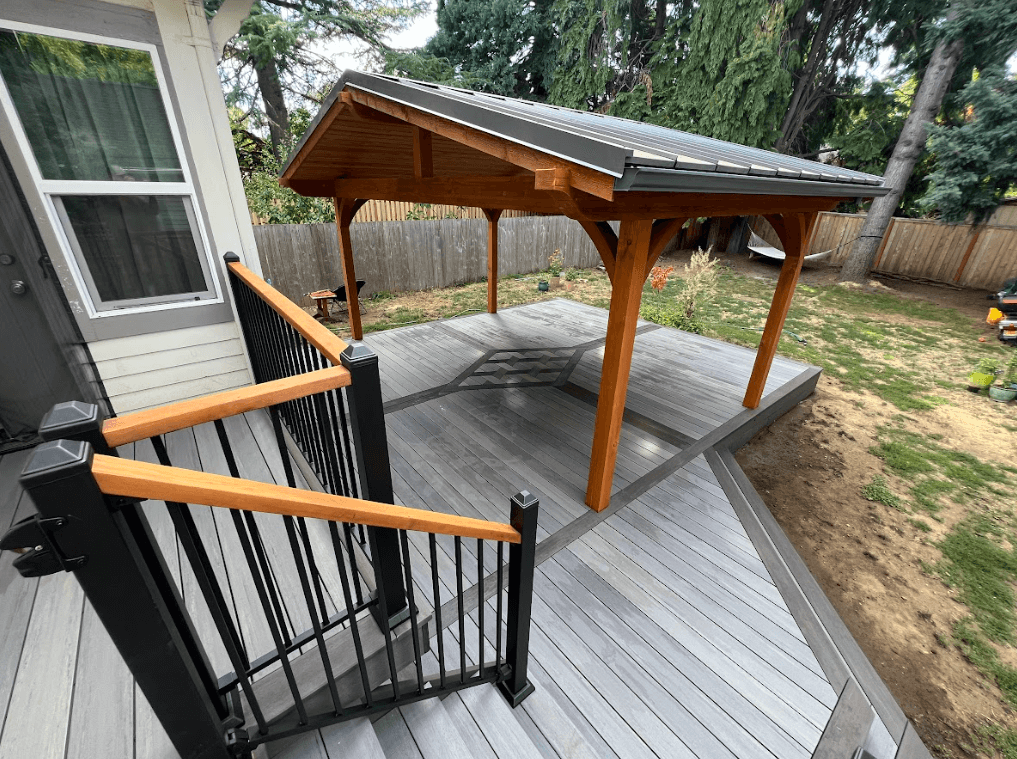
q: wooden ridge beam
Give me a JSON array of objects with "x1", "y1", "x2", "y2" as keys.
[
  {"x1": 102, "y1": 368, "x2": 351, "y2": 447},
  {"x1": 91, "y1": 454, "x2": 522, "y2": 544},
  {"x1": 346, "y1": 89, "x2": 616, "y2": 201},
  {"x1": 226, "y1": 261, "x2": 349, "y2": 363}
]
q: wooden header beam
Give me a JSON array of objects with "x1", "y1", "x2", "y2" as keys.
[{"x1": 92, "y1": 454, "x2": 522, "y2": 544}]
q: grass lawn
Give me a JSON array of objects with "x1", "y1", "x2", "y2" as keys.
[{"x1": 327, "y1": 256, "x2": 1017, "y2": 758}]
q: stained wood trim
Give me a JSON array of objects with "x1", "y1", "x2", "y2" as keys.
[
  {"x1": 278, "y1": 95, "x2": 353, "y2": 185},
  {"x1": 585, "y1": 219, "x2": 653, "y2": 511},
  {"x1": 226, "y1": 261, "x2": 349, "y2": 364},
  {"x1": 330, "y1": 176, "x2": 570, "y2": 215},
  {"x1": 576, "y1": 193, "x2": 841, "y2": 222},
  {"x1": 102, "y1": 368, "x2": 351, "y2": 447},
  {"x1": 334, "y1": 197, "x2": 364, "y2": 340},
  {"x1": 645, "y1": 217, "x2": 687, "y2": 277},
  {"x1": 483, "y1": 209, "x2": 502, "y2": 313},
  {"x1": 578, "y1": 219, "x2": 618, "y2": 282},
  {"x1": 346, "y1": 89, "x2": 617, "y2": 201},
  {"x1": 412, "y1": 127, "x2": 433, "y2": 179},
  {"x1": 743, "y1": 212, "x2": 816, "y2": 408},
  {"x1": 91, "y1": 455, "x2": 522, "y2": 544}
]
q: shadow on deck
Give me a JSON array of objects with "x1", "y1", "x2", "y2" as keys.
[{"x1": 0, "y1": 299, "x2": 928, "y2": 759}]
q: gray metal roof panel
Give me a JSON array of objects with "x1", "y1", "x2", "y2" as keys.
[{"x1": 282, "y1": 71, "x2": 888, "y2": 197}]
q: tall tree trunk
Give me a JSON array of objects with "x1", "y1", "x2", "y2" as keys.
[
  {"x1": 654, "y1": 0, "x2": 667, "y2": 39},
  {"x1": 776, "y1": 0, "x2": 837, "y2": 153},
  {"x1": 839, "y1": 35, "x2": 964, "y2": 282},
  {"x1": 256, "y1": 57, "x2": 290, "y2": 157}
]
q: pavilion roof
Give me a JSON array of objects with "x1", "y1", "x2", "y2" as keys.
[{"x1": 281, "y1": 71, "x2": 888, "y2": 204}]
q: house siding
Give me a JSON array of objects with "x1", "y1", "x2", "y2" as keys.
[{"x1": 90, "y1": 322, "x2": 249, "y2": 413}]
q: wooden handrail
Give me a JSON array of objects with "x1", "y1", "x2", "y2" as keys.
[
  {"x1": 103, "y1": 367, "x2": 351, "y2": 447},
  {"x1": 227, "y1": 261, "x2": 349, "y2": 365},
  {"x1": 91, "y1": 455, "x2": 522, "y2": 544}
]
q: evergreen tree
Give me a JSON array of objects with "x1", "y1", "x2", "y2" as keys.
[
  {"x1": 386, "y1": 0, "x2": 555, "y2": 99},
  {"x1": 209, "y1": 0, "x2": 425, "y2": 156},
  {"x1": 840, "y1": 0, "x2": 1017, "y2": 282},
  {"x1": 922, "y1": 69, "x2": 1017, "y2": 224}
]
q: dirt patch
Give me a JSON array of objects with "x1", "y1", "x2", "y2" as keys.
[{"x1": 737, "y1": 368, "x2": 1017, "y2": 755}]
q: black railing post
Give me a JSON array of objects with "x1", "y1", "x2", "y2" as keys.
[
  {"x1": 340, "y1": 343, "x2": 409, "y2": 630},
  {"x1": 19, "y1": 440, "x2": 230, "y2": 759},
  {"x1": 498, "y1": 490, "x2": 538, "y2": 707}
]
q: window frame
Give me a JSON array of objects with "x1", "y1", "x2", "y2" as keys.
[{"x1": 0, "y1": 19, "x2": 222, "y2": 317}]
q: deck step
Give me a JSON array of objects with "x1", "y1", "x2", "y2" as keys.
[
  {"x1": 399, "y1": 695, "x2": 472, "y2": 759},
  {"x1": 320, "y1": 716, "x2": 387, "y2": 759},
  {"x1": 456, "y1": 684, "x2": 546, "y2": 759}
]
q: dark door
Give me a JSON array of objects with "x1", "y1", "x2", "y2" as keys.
[{"x1": 0, "y1": 147, "x2": 93, "y2": 438}]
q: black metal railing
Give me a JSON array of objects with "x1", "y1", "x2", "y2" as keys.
[
  {"x1": 8, "y1": 402, "x2": 538, "y2": 757},
  {"x1": 1, "y1": 256, "x2": 539, "y2": 758}
]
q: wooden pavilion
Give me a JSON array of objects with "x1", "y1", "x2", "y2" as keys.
[{"x1": 279, "y1": 72, "x2": 888, "y2": 512}]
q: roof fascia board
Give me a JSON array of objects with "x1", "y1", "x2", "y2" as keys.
[{"x1": 617, "y1": 167, "x2": 891, "y2": 198}]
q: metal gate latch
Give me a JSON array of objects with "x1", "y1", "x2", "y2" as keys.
[{"x1": 0, "y1": 515, "x2": 87, "y2": 577}]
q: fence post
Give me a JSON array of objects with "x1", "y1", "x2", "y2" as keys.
[
  {"x1": 340, "y1": 343, "x2": 410, "y2": 630},
  {"x1": 498, "y1": 490, "x2": 538, "y2": 707},
  {"x1": 19, "y1": 438, "x2": 230, "y2": 759}
]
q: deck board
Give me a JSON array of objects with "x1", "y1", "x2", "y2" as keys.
[{"x1": 1, "y1": 299, "x2": 915, "y2": 759}]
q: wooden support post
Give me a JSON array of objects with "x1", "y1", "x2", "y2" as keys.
[
  {"x1": 334, "y1": 197, "x2": 366, "y2": 340},
  {"x1": 742, "y1": 212, "x2": 816, "y2": 409},
  {"x1": 483, "y1": 209, "x2": 502, "y2": 313},
  {"x1": 585, "y1": 219, "x2": 653, "y2": 512}
]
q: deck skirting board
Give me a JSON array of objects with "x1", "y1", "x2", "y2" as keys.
[{"x1": 711, "y1": 447, "x2": 916, "y2": 755}]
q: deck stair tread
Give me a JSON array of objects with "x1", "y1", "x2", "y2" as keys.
[{"x1": 398, "y1": 694, "x2": 474, "y2": 759}]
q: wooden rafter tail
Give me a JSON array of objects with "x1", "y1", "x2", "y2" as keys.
[
  {"x1": 226, "y1": 260, "x2": 349, "y2": 363},
  {"x1": 742, "y1": 211, "x2": 816, "y2": 409},
  {"x1": 102, "y1": 368, "x2": 351, "y2": 447},
  {"x1": 91, "y1": 454, "x2": 522, "y2": 544}
]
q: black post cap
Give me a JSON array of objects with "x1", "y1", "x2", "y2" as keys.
[
  {"x1": 20, "y1": 440, "x2": 92, "y2": 487},
  {"x1": 223, "y1": 251, "x2": 241, "y2": 264},
  {"x1": 38, "y1": 402, "x2": 102, "y2": 443},
  {"x1": 340, "y1": 342, "x2": 377, "y2": 367}
]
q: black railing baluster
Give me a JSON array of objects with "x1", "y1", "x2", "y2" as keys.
[
  {"x1": 455, "y1": 536, "x2": 466, "y2": 683},
  {"x1": 214, "y1": 419, "x2": 293, "y2": 643},
  {"x1": 343, "y1": 522, "x2": 365, "y2": 605},
  {"x1": 429, "y1": 534, "x2": 446, "y2": 690},
  {"x1": 335, "y1": 522, "x2": 373, "y2": 706},
  {"x1": 477, "y1": 539, "x2": 485, "y2": 680},
  {"x1": 496, "y1": 541, "x2": 504, "y2": 672},
  {"x1": 398, "y1": 530, "x2": 425, "y2": 695},
  {"x1": 283, "y1": 514, "x2": 342, "y2": 716}
]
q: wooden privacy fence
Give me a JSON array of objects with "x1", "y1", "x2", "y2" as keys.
[
  {"x1": 254, "y1": 216, "x2": 604, "y2": 307},
  {"x1": 251, "y1": 200, "x2": 534, "y2": 225},
  {"x1": 753, "y1": 212, "x2": 1017, "y2": 289}
]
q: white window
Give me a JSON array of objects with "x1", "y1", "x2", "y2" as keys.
[{"x1": 0, "y1": 22, "x2": 220, "y2": 315}]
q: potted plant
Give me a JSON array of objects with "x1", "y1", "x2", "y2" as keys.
[
  {"x1": 548, "y1": 249, "x2": 563, "y2": 289},
  {"x1": 989, "y1": 354, "x2": 1017, "y2": 401},
  {"x1": 968, "y1": 357, "x2": 998, "y2": 393},
  {"x1": 564, "y1": 267, "x2": 579, "y2": 291}
]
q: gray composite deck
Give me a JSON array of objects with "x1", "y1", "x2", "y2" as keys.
[{"x1": 0, "y1": 299, "x2": 927, "y2": 759}]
